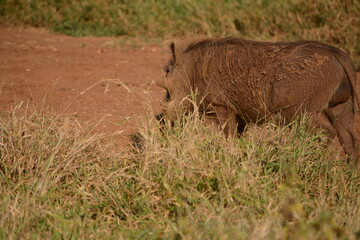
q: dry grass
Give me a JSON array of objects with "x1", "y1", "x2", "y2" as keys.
[{"x1": 1, "y1": 104, "x2": 359, "y2": 239}]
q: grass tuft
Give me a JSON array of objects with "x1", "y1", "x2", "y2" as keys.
[{"x1": 1, "y1": 104, "x2": 358, "y2": 239}]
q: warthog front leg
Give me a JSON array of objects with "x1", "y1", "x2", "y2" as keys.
[{"x1": 204, "y1": 106, "x2": 246, "y2": 137}]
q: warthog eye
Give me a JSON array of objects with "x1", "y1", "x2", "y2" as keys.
[
  {"x1": 163, "y1": 65, "x2": 171, "y2": 75},
  {"x1": 163, "y1": 60, "x2": 176, "y2": 77}
]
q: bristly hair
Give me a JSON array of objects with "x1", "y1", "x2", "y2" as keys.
[
  {"x1": 183, "y1": 37, "x2": 245, "y2": 53},
  {"x1": 182, "y1": 37, "x2": 347, "y2": 57}
]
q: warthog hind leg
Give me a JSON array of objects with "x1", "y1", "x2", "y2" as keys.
[{"x1": 325, "y1": 98, "x2": 359, "y2": 162}]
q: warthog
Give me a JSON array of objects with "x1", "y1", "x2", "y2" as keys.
[{"x1": 156, "y1": 37, "x2": 360, "y2": 162}]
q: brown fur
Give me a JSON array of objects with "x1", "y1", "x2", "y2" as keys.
[{"x1": 157, "y1": 37, "x2": 360, "y2": 162}]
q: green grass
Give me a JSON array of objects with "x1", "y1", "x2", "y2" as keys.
[
  {"x1": 0, "y1": 0, "x2": 359, "y2": 66},
  {"x1": 1, "y1": 105, "x2": 359, "y2": 239}
]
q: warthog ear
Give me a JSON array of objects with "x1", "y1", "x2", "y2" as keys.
[
  {"x1": 170, "y1": 42, "x2": 176, "y2": 62},
  {"x1": 156, "y1": 79, "x2": 168, "y2": 89}
]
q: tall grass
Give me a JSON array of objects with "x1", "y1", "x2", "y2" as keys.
[
  {"x1": 0, "y1": 0, "x2": 359, "y2": 66},
  {"x1": 1, "y1": 105, "x2": 359, "y2": 239}
]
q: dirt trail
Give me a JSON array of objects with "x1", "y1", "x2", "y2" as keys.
[
  {"x1": 0, "y1": 27, "x2": 167, "y2": 146},
  {"x1": 1, "y1": 27, "x2": 359, "y2": 148}
]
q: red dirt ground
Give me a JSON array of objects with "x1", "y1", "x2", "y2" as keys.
[
  {"x1": 1, "y1": 27, "x2": 360, "y2": 148},
  {"x1": 0, "y1": 27, "x2": 167, "y2": 146}
]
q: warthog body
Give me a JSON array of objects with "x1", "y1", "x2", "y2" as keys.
[{"x1": 157, "y1": 37, "x2": 360, "y2": 161}]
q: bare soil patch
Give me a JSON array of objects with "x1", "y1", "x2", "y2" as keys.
[{"x1": 0, "y1": 27, "x2": 166, "y2": 146}]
